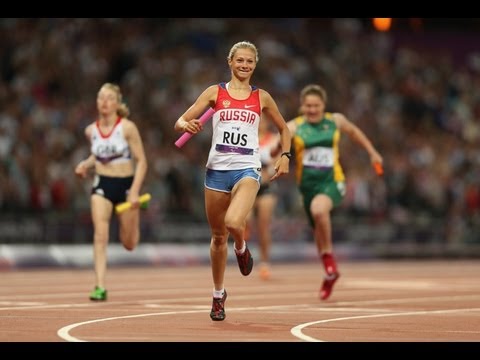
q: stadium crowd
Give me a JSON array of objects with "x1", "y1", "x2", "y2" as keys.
[{"x1": 0, "y1": 18, "x2": 479, "y2": 244}]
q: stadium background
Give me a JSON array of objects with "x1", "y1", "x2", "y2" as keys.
[{"x1": 1, "y1": 18, "x2": 479, "y2": 268}]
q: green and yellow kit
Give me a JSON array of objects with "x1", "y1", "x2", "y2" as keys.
[{"x1": 292, "y1": 112, "x2": 346, "y2": 226}]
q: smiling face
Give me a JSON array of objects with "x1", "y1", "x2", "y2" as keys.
[
  {"x1": 97, "y1": 85, "x2": 119, "y2": 117},
  {"x1": 229, "y1": 47, "x2": 257, "y2": 81},
  {"x1": 227, "y1": 41, "x2": 259, "y2": 82}
]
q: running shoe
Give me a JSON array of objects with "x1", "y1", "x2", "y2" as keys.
[
  {"x1": 89, "y1": 286, "x2": 107, "y2": 301},
  {"x1": 235, "y1": 244, "x2": 253, "y2": 276},
  {"x1": 259, "y1": 263, "x2": 271, "y2": 280},
  {"x1": 320, "y1": 272, "x2": 340, "y2": 300},
  {"x1": 210, "y1": 290, "x2": 227, "y2": 321}
]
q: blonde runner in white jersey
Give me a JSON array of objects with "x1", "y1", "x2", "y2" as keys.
[{"x1": 91, "y1": 117, "x2": 131, "y2": 164}]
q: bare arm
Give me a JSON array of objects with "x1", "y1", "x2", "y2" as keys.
[
  {"x1": 124, "y1": 120, "x2": 148, "y2": 206},
  {"x1": 334, "y1": 113, "x2": 383, "y2": 165},
  {"x1": 174, "y1": 85, "x2": 218, "y2": 134},
  {"x1": 74, "y1": 124, "x2": 96, "y2": 178},
  {"x1": 260, "y1": 90, "x2": 291, "y2": 181}
]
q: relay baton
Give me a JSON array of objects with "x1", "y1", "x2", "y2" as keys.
[
  {"x1": 115, "y1": 193, "x2": 151, "y2": 214},
  {"x1": 174, "y1": 108, "x2": 215, "y2": 148},
  {"x1": 373, "y1": 162, "x2": 384, "y2": 176}
]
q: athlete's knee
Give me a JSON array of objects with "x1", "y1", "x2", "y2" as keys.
[
  {"x1": 210, "y1": 234, "x2": 228, "y2": 252},
  {"x1": 120, "y1": 232, "x2": 139, "y2": 251},
  {"x1": 123, "y1": 242, "x2": 136, "y2": 251},
  {"x1": 225, "y1": 210, "x2": 246, "y2": 232},
  {"x1": 310, "y1": 201, "x2": 331, "y2": 218},
  {"x1": 224, "y1": 218, "x2": 243, "y2": 236},
  {"x1": 93, "y1": 231, "x2": 109, "y2": 246},
  {"x1": 211, "y1": 232, "x2": 228, "y2": 246},
  {"x1": 311, "y1": 210, "x2": 330, "y2": 224}
]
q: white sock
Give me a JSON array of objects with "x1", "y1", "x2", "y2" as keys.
[
  {"x1": 213, "y1": 289, "x2": 225, "y2": 298},
  {"x1": 234, "y1": 240, "x2": 246, "y2": 255}
]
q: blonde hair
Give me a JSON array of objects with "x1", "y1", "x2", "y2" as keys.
[
  {"x1": 300, "y1": 84, "x2": 327, "y2": 105},
  {"x1": 99, "y1": 82, "x2": 130, "y2": 118},
  {"x1": 227, "y1": 41, "x2": 259, "y2": 63}
]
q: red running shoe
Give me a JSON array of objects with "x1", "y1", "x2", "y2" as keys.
[
  {"x1": 235, "y1": 244, "x2": 253, "y2": 276},
  {"x1": 320, "y1": 272, "x2": 340, "y2": 300},
  {"x1": 210, "y1": 290, "x2": 227, "y2": 321}
]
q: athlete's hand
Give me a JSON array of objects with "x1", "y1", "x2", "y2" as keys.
[
  {"x1": 270, "y1": 156, "x2": 289, "y2": 181},
  {"x1": 74, "y1": 161, "x2": 88, "y2": 178},
  {"x1": 184, "y1": 119, "x2": 204, "y2": 134},
  {"x1": 127, "y1": 192, "x2": 140, "y2": 210}
]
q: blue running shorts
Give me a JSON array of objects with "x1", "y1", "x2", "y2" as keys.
[{"x1": 205, "y1": 168, "x2": 261, "y2": 193}]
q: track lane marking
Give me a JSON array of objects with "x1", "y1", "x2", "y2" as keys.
[{"x1": 291, "y1": 307, "x2": 480, "y2": 342}]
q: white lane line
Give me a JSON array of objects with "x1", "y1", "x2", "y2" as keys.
[
  {"x1": 339, "y1": 278, "x2": 480, "y2": 292},
  {"x1": 333, "y1": 294, "x2": 480, "y2": 306},
  {"x1": 4, "y1": 293, "x2": 480, "y2": 312},
  {"x1": 58, "y1": 304, "x2": 329, "y2": 342},
  {"x1": 0, "y1": 301, "x2": 45, "y2": 306},
  {"x1": 0, "y1": 303, "x2": 101, "y2": 311},
  {"x1": 58, "y1": 302, "x2": 480, "y2": 342},
  {"x1": 57, "y1": 309, "x2": 207, "y2": 342},
  {"x1": 291, "y1": 307, "x2": 480, "y2": 342}
]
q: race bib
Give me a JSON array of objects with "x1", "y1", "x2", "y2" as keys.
[{"x1": 303, "y1": 146, "x2": 334, "y2": 168}]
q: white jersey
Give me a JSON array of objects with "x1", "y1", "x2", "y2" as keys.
[
  {"x1": 206, "y1": 83, "x2": 261, "y2": 170},
  {"x1": 91, "y1": 117, "x2": 131, "y2": 164}
]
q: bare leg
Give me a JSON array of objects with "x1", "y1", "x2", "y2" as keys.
[
  {"x1": 205, "y1": 188, "x2": 230, "y2": 291},
  {"x1": 226, "y1": 178, "x2": 259, "y2": 251},
  {"x1": 311, "y1": 194, "x2": 340, "y2": 300},
  {"x1": 91, "y1": 195, "x2": 113, "y2": 288},
  {"x1": 310, "y1": 194, "x2": 334, "y2": 255},
  {"x1": 244, "y1": 208, "x2": 254, "y2": 241},
  {"x1": 118, "y1": 207, "x2": 140, "y2": 251},
  {"x1": 256, "y1": 193, "x2": 277, "y2": 263}
]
